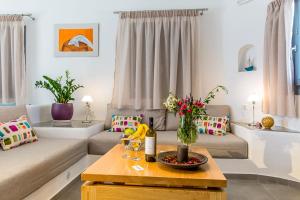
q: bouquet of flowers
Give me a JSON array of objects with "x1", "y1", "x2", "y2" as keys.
[{"x1": 163, "y1": 86, "x2": 228, "y2": 145}]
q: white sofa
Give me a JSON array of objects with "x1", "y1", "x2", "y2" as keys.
[
  {"x1": 0, "y1": 106, "x2": 88, "y2": 200},
  {"x1": 88, "y1": 104, "x2": 248, "y2": 159}
]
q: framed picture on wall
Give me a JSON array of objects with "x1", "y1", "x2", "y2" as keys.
[{"x1": 54, "y1": 23, "x2": 99, "y2": 57}]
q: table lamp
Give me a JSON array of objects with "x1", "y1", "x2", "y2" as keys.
[
  {"x1": 247, "y1": 94, "x2": 259, "y2": 127},
  {"x1": 82, "y1": 95, "x2": 93, "y2": 124}
]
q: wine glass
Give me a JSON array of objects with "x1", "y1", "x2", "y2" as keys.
[
  {"x1": 130, "y1": 139, "x2": 142, "y2": 161},
  {"x1": 120, "y1": 134, "x2": 131, "y2": 159}
]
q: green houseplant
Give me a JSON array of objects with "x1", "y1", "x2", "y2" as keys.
[{"x1": 35, "y1": 70, "x2": 84, "y2": 121}]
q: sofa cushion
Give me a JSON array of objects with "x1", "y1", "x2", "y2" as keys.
[
  {"x1": 0, "y1": 115, "x2": 38, "y2": 150},
  {"x1": 0, "y1": 105, "x2": 28, "y2": 122},
  {"x1": 88, "y1": 131, "x2": 247, "y2": 159},
  {"x1": 89, "y1": 131, "x2": 123, "y2": 155},
  {"x1": 206, "y1": 105, "x2": 231, "y2": 118},
  {"x1": 157, "y1": 131, "x2": 247, "y2": 159},
  {"x1": 194, "y1": 115, "x2": 229, "y2": 136},
  {"x1": 0, "y1": 138, "x2": 87, "y2": 200},
  {"x1": 109, "y1": 115, "x2": 143, "y2": 132},
  {"x1": 105, "y1": 104, "x2": 166, "y2": 131},
  {"x1": 165, "y1": 112, "x2": 179, "y2": 131},
  {"x1": 166, "y1": 105, "x2": 231, "y2": 131}
]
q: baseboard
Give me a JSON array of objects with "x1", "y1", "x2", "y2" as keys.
[
  {"x1": 24, "y1": 154, "x2": 100, "y2": 200},
  {"x1": 51, "y1": 176, "x2": 81, "y2": 200}
]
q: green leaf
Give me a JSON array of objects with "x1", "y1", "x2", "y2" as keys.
[{"x1": 35, "y1": 70, "x2": 84, "y2": 103}]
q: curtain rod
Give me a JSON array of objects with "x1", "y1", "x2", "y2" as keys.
[
  {"x1": 113, "y1": 8, "x2": 208, "y2": 14},
  {"x1": 0, "y1": 13, "x2": 35, "y2": 21}
]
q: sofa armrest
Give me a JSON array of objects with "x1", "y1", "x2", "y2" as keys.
[
  {"x1": 26, "y1": 104, "x2": 52, "y2": 124},
  {"x1": 33, "y1": 121, "x2": 104, "y2": 139}
]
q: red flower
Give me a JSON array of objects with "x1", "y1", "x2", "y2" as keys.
[
  {"x1": 180, "y1": 104, "x2": 187, "y2": 111},
  {"x1": 198, "y1": 102, "x2": 205, "y2": 108},
  {"x1": 194, "y1": 101, "x2": 204, "y2": 108},
  {"x1": 187, "y1": 109, "x2": 192, "y2": 113},
  {"x1": 178, "y1": 101, "x2": 183, "y2": 106}
]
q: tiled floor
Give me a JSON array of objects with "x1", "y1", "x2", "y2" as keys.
[
  {"x1": 227, "y1": 178, "x2": 300, "y2": 200},
  {"x1": 54, "y1": 177, "x2": 300, "y2": 200}
]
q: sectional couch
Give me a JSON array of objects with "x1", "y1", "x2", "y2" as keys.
[
  {"x1": 88, "y1": 104, "x2": 248, "y2": 159},
  {"x1": 0, "y1": 104, "x2": 248, "y2": 200},
  {"x1": 0, "y1": 106, "x2": 88, "y2": 200}
]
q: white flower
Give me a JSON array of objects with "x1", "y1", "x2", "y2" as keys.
[{"x1": 163, "y1": 93, "x2": 179, "y2": 112}]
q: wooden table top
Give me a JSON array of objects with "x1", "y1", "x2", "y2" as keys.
[{"x1": 81, "y1": 144, "x2": 227, "y2": 188}]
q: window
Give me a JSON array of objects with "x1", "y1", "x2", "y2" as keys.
[
  {"x1": 0, "y1": 103, "x2": 16, "y2": 107},
  {"x1": 293, "y1": 0, "x2": 300, "y2": 94}
]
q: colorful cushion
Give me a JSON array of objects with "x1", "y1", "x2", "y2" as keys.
[
  {"x1": 194, "y1": 115, "x2": 229, "y2": 136},
  {"x1": 109, "y1": 115, "x2": 143, "y2": 132},
  {"x1": 194, "y1": 118, "x2": 207, "y2": 134},
  {"x1": 0, "y1": 115, "x2": 38, "y2": 150}
]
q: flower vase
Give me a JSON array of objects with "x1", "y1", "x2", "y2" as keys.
[{"x1": 177, "y1": 116, "x2": 197, "y2": 162}]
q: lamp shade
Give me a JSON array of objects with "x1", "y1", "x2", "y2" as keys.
[
  {"x1": 81, "y1": 95, "x2": 93, "y2": 103},
  {"x1": 247, "y1": 94, "x2": 259, "y2": 103}
]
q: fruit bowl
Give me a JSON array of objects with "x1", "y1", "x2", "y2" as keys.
[{"x1": 157, "y1": 151, "x2": 208, "y2": 170}]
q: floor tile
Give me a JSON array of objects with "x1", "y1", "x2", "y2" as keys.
[
  {"x1": 54, "y1": 178, "x2": 299, "y2": 200},
  {"x1": 261, "y1": 182, "x2": 300, "y2": 200},
  {"x1": 226, "y1": 179, "x2": 275, "y2": 200}
]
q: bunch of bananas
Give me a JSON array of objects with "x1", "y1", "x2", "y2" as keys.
[{"x1": 125, "y1": 124, "x2": 149, "y2": 141}]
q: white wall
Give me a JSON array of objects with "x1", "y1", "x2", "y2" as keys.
[
  {"x1": 1, "y1": 0, "x2": 300, "y2": 130},
  {"x1": 219, "y1": 0, "x2": 268, "y2": 123},
  {"x1": 215, "y1": 124, "x2": 300, "y2": 182},
  {"x1": 0, "y1": 0, "x2": 226, "y2": 120},
  {"x1": 219, "y1": 0, "x2": 300, "y2": 131}
]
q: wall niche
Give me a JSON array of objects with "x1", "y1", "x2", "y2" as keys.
[{"x1": 238, "y1": 44, "x2": 256, "y2": 72}]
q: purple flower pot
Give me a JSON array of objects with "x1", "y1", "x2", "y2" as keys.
[{"x1": 51, "y1": 103, "x2": 74, "y2": 121}]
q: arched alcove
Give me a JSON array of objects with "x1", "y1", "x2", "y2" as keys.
[{"x1": 238, "y1": 44, "x2": 256, "y2": 72}]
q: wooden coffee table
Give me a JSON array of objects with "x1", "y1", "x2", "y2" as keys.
[{"x1": 81, "y1": 144, "x2": 227, "y2": 200}]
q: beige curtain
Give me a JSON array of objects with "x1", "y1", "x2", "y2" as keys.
[
  {"x1": 263, "y1": 0, "x2": 296, "y2": 117},
  {"x1": 0, "y1": 16, "x2": 26, "y2": 105},
  {"x1": 112, "y1": 10, "x2": 200, "y2": 109}
]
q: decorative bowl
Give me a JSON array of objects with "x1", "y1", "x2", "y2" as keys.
[
  {"x1": 245, "y1": 65, "x2": 254, "y2": 71},
  {"x1": 157, "y1": 151, "x2": 208, "y2": 170},
  {"x1": 261, "y1": 116, "x2": 274, "y2": 130}
]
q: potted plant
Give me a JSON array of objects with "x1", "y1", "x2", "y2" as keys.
[
  {"x1": 163, "y1": 86, "x2": 227, "y2": 162},
  {"x1": 35, "y1": 70, "x2": 84, "y2": 121}
]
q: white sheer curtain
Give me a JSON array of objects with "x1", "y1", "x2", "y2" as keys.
[
  {"x1": 263, "y1": 0, "x2": 296, "y2": 117},
  {"x1": 0, "y1": 16, "x2": 26, "y2": 105},
  {"x1": 112, "y1": 10, "x2": 201, "y2": 109}
]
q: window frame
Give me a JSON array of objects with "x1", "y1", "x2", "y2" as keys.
[
  {"x1": 0, "y1": 103, "x2": 16, "y2": 107},
  {"x1": 293, "y1": 0, "x2": 300, "y2": 95}
]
